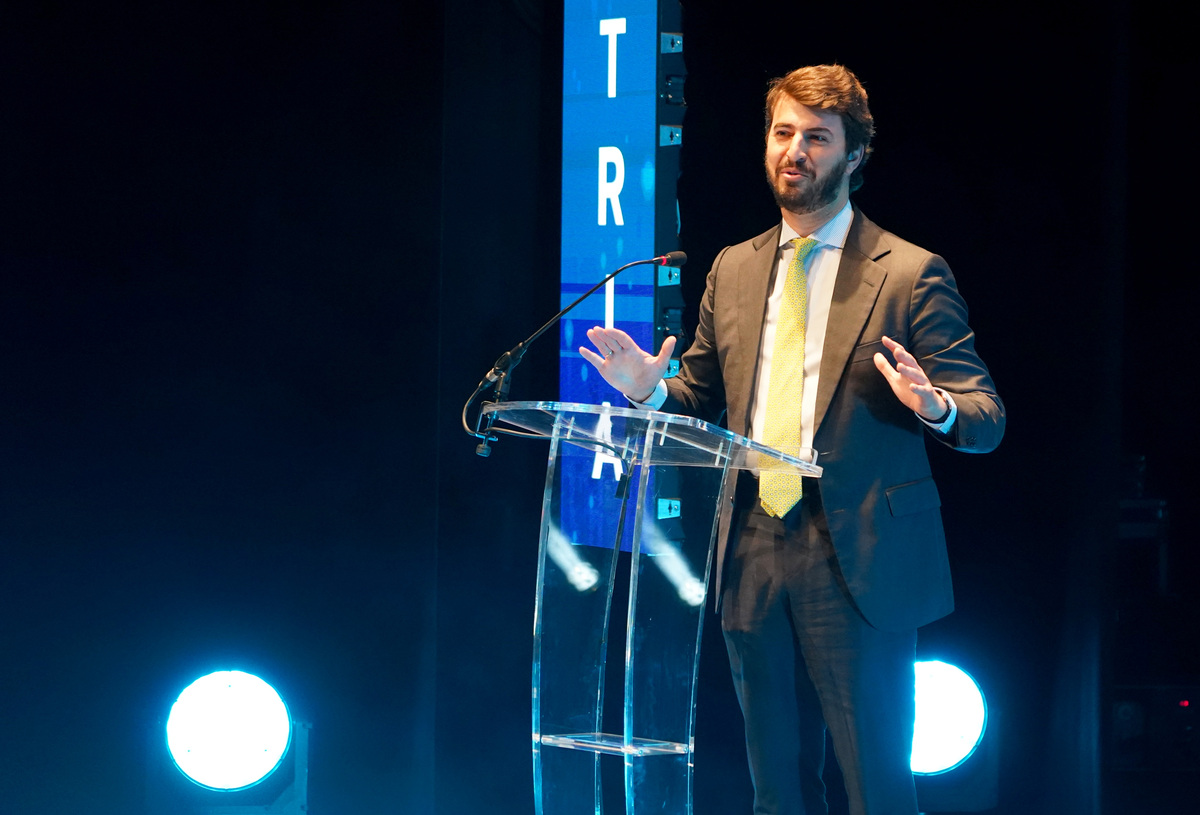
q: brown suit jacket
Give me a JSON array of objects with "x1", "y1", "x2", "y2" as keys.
[{"x1": 662, "y1": 209, "x2": 1005, "y2": 631}]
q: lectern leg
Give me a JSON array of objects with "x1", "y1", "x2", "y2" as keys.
[
  {"x1": 533, "y1": 434, "x2": 629, "y2": 815},
  {"x1": 534, "y1": 745, "x2": 602, "y2": 815},
  {"x1": 627, "y1": 752, "x2": 691, "y2": 814}
]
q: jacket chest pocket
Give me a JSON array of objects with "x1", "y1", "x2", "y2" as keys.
[{"x1": 851, "y1": 339, "x2": 885, "y2": 364}]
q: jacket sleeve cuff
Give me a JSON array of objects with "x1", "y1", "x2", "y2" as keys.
[{"x1": 918, "y1": 388, "x2": 957, "y2": 433}]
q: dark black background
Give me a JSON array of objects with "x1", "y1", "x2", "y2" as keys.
[{"x1": 1, "y1": 1, "x2": 1195, "y2": 813}]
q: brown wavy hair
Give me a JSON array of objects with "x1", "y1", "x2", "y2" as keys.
[{"x1": 765, "y1": 65, "x2": 875, "y2": 192}]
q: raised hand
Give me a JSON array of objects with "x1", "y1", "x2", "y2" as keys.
[
  {"x1": 872, "y1": 335, "x2": 948, "y2": 421},
  {"x1": 579, "y1": 326, "x2": 677, "y2": 403}
]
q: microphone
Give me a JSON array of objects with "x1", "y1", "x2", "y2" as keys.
[
  {"x1": 481, "y1": 251, "x2": 687, "y2": 389},
  {"x1": 468, "y1": 251, "x2": 688, "y2": 455},
  {"x1": 655, "y1": 251, "x2": 687, "y2": 267}
]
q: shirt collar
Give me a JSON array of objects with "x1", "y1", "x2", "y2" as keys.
[{"x1": 778, "y1": 201, "x2": 855, "y2": 250}]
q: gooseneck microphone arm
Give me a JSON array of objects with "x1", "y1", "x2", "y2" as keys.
[{"x1": 464, "y1": 251, "x2": 687, "y2": 455}]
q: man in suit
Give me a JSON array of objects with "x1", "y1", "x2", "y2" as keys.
[{"x1": 579, "y1": 65, "x2": 1004, "y2": 815}]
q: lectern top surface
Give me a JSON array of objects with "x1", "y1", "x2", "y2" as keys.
[{"x1": 483, "y1": 400, "x2": 821, "y2": 476}]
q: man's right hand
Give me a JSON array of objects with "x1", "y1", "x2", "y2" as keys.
[{"x1": 579, "y1": 326, "x2": 676, "y2": 403}]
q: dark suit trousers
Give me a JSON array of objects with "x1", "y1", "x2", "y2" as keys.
[{"x1": 721, "y1": 476, "x2": 918, "y2": 815}]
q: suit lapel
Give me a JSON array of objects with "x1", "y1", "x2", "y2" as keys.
[
  {"x1": 732, "y1": 226, "x2": 782, "y2": 435},
  {"x1": 813, "y1": 210, "x2": 891, "y2": 434}
]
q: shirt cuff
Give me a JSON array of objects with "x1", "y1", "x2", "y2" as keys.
[
  {"x1": 918, "y1": 389, "x2": 957, "y2": 433},
  {"x1": 628, "y1": 379, "x2": 668, "y2": 410}
]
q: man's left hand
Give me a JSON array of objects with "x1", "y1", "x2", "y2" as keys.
[{"x1": 873, "y1": 335, "x2": 948, "y2": 421}]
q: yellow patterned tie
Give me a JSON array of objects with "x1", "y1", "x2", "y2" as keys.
[{"x1": 759, "y1": 237, "x2": 819, "y2": 518}]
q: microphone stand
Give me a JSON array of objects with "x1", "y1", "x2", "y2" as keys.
[{"x1": 465, "y1": 252, "x2": 686, "y2": 456}]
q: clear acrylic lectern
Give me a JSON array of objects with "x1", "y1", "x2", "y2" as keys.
[{"x1": 482, "y1": 401, "x2": 822, "y2": 815}]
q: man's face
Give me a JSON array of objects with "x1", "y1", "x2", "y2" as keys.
[{"x1": 764, "y1": 96, "x2": 857, "y2": 217}]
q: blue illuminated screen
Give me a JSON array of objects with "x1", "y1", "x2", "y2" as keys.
[{"x1": 560, "y1": 0, "x2": 659, "y2": 549}]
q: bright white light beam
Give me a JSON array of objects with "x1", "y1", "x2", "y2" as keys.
[
  {"x1": 166, "y1": 670, "x2": 292, "y2": 791},
  {"x1": 911, "y1": 660, "x2": 987, "y2": 775}
]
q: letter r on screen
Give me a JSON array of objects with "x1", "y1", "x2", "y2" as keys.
[{"x1": 597, "y1": 146, "x2": 625, "y2": 226}]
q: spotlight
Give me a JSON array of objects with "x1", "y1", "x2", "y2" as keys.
[
  {"x1": 149, "y1": 670, "x2": 309, "y2": 815},
  {"x1": 913, "y1": 660, "x2": 998, "y2": 812},
  {"x1": 912, "y1": 660, "x2": 987, "y2": 774},
  {"x1": 166, "y1": 670, "x2": 292, "y2": 790}
]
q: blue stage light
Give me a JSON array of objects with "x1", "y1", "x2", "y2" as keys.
[
  {"x1": 166, "y1": 670, "x2": 292, "y2": 791},
  {"x1": 912, "y1": 660, "x2": 987, "y2": 775}
]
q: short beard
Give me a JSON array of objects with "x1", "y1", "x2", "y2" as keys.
[{"x1": 768, "y1": 154, "x2": 848, "y2": 216}]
